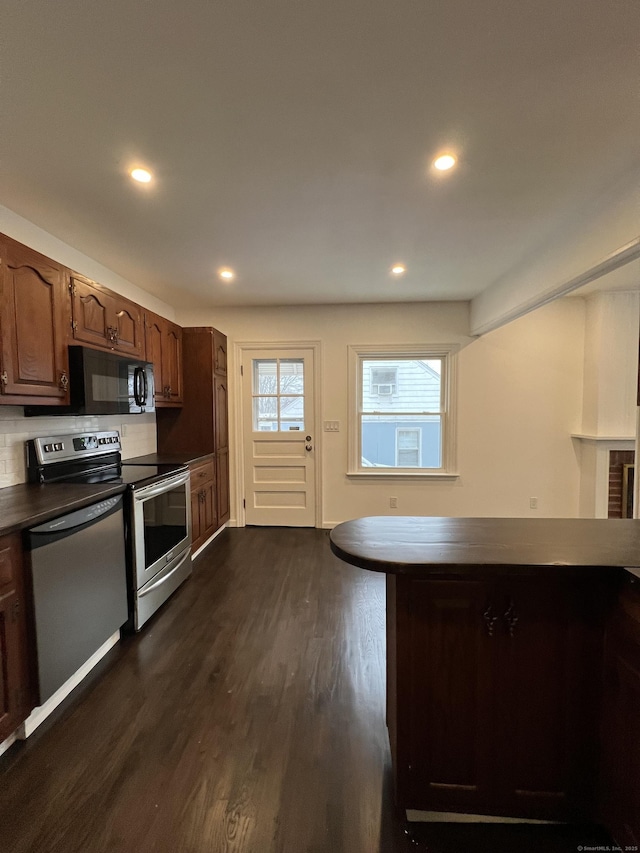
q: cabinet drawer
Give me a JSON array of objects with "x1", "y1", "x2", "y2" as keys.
[{"x1": 189, "y1": 458, "x2": 214, "y2": 489}]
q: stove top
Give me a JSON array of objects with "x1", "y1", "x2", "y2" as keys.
[{"x1": 26, "y1": 430, "x2": 187, "y2": 487}]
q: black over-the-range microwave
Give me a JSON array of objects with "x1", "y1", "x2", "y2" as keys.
[{"x1": 25, "y1": 346, "x2": 155, "y2": 416}]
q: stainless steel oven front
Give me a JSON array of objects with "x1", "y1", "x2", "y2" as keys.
[{"x1": 130, "y1": 468, "x2": 192, "y2": 630}]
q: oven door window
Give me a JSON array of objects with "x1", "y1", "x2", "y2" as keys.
[{"x1": 142, "y1": 484, "x2": 188, "y2": 569}]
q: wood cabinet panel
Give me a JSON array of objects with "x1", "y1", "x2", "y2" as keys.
[
  {"x1": 400, "y1": 579, "x2": 494, "y2": 812},
  {"x1": 189, "y1": 458, "x2": 217, "y2": 552},
  {"x1": 599, "y1": 579, "x2": 640, "y2": 847},
  {"x1": 392, "y1": 573, "x2": 603, "y2": 821},
  {"x1": 0, "y1": 238, "x2": 69, "y2": 404},
  {"x1": 144, "y1": 311, "x2": 183, "y2": 406},
  {"x1": 71, "y1": 276, "x2": 144, "y2": 358},
  {"x1": 214, "y1": 329, "x2": 227, "y2": 376},
  {"x1": 0, "y1": 534, "x2": 33, "y2": 742},
  {"x1": 157, "y1": 328, "x2": 229, "y2": 540}
]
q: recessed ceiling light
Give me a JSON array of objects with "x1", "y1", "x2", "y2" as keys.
[
  {"x1": 391, "y1": 264, "x2": 406, "y2": 277},
  {"x1": 433, "y1": 154, "x2": 457, "y2": 172},
  {"x1": 130, "y1": 168, "x2": 152, "y2": 183},
  {"x1": 218, "y1": 267, "x2": 236, "y2": 282}
]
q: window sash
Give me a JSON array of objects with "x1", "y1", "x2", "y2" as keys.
[{"x1": 348, "y1": 344, "x2": 458, "y2": 476}]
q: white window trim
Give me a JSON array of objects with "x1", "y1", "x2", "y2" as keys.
[{"x1": 347, "y1": 343, "x2": 459, "y2": 479}]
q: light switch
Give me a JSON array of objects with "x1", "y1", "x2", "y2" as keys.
[{"x1": 324, "y1": 421, "x2": 340, "y2": 432}]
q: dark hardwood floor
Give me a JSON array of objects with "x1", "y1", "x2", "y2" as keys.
[{"x1": 0, "y1": 529, "x2": 613, "y2": 853}]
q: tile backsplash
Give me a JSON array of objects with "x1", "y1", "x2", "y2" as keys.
[{"x1": 0, "y1": 407, "x2": 157, "y2": 488}]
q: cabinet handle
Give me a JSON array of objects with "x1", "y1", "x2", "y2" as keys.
[
  {"x1": 0, "y1": 370, "x2": 7, "y2": 386},
  {"x1": 504, "y1": 599, "x2": 519, "y2": 637},
  {"x1": 483, "y1": 604, "x2": 498, "y2": 637},
  {"x1": 107, "y1": 326, "x2": 118, "y2": 344},
  {"x1": 59, "y1": 371, "x2": 69, "y2": 391}
]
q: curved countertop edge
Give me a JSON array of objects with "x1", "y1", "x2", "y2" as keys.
[
  {"x1": 329, "y1": 516, "x2": 640, "y2": 577},
  {"x1": 0, "y1": 482, "x2": 128, "y2": 537}
]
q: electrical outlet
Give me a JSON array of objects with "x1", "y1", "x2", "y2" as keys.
[
  {"x1": 121, "y1": 424, "x2": 128, "y2": 438},
  {"x1": 529, "y1": 496, "x2": 538, "y2": 509},
  {"x1": 390, "y1": 497, "x2": 398, "y2": 509}
]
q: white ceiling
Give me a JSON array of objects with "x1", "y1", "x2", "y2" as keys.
[{"x1": 2, "y1": 0, "x2": 639, "y2": 310}]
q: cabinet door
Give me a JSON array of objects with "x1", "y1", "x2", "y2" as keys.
[
  {"x1": 397, "y1": 578, "x2": 495, "y2": 813},
  {"x1": 213, "y1": 329, "x2": 227, "y2": 376},
  {"x1": 0, "y1": 535, "x2": 32, "y2": 742},
  {"x1": 497, "y1": 577, "x2": 603, "y2": 820},
  {"x1": 113, "y1": 297, "x2": 144, "y2": 358},
  {"x1": 162, "y1": 322, "x2": 183, "y2": 405},
  {"x1": 71, "y1": 277, "x2": 144, "y2": 357},
  {"x1": 145, "y1": 314, "x2": 166, "y2": 404},
  {"x1": 216, "y1": 449, "x2": 230, "y2": 525},
  {"x1": 214, "y1": 377, "x2": 228, "y2": 453},
  {"x1": 190, "y1": 487, "x2": 202, "y2": 549},
  {"x1": 201, "y1": 482, "x2": 216, "y2": 541},
  {"x1": 70, "y1": 276, "x2": 112, "y2": 350},
  {"x1": 599, "y1": 584, "x2": 640, "y2": 847},
  {"x1": 1, "y1": 241, "x2": 69, "y2": 402}
]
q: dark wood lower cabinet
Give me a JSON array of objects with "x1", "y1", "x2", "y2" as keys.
[
  {"x1": 0, "y1": 534, "x2": 32, "y2": 742},
  {"x1": 599, "y1": 577, "x2": 640, "y2": 847},
  {"x1": 390, "y1": 571, "x2": 605, "y2": 821},
  {"x1": 189, "y1": 457, "x2": 217, "y2": 553}
]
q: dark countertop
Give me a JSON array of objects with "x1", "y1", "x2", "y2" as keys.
[
  {"x1": 124, "y1": 452, "x2": 214, "y2": 466},
  {"x1": 330, "y1": 516, "x2": 640, "y2": 576},
  {"x1": 0, "y1": 482, "x2": 127, "y2": 537}
]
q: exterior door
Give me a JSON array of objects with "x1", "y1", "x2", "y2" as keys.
[{"x1": 242, "y1": 348, "x2": 316, "y2": 526}]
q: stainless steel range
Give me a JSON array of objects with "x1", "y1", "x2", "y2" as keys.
[{"x1": 27, "y1": 430, "x2": 192, "y2": 631}]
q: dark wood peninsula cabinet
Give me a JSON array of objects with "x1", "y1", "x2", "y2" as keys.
[
  {"x1": 393, "y1": 572, "x2": 604, "y2": 821},
  {"x1": 0, "y1": 533, "x2": 33, "y2": 742},
  {"x1": 330, "y1": 516, "x2": 640, "y2": 836},
  {"x1": 0, "y1": 238, "x2": 70, "y2": 405},
  {"x1": 70, "y1": 274, "x2": 145, "y2": 359},
  {"x1": 156, "y1": 327, "x2": 230, "y2": 538},
  {"x1": 599, "y1": 575, "x2": 640, "y2": 846},
  {"x1": 144, "y1": 311, "x2": 183, "y2": 406}
]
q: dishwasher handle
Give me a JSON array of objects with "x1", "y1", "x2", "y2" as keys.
[{"x1": 28, "y1": 495, "x2": 124, "y2": 549}]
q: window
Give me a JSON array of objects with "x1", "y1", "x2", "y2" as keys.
[
  {"x1": 348, "y1": 344, "x2": 458, "y2": 477},
  {"x1": 371, "y1": 366, "x2": 397, "y2": 396},
  {"x1": 397, "y1": 428, "x2": 421, "y2": 467},
  {"x1": 251, "y1": 358, "x2": 305, "y2": 432}
]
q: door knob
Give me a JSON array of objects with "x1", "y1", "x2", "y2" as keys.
[{"x1": 305, "y1": 444, "x2": 313, "y2": 451}]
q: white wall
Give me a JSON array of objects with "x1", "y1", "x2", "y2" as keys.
[
  {"x1": 0, "y1": 205, "x2": 175, "y2": 320},
  {"x1": 580, "y1": 291, "x2": 639, "y2": 437},
  {"x1": 178, "y1": 299, "x2": 585, "y2": 525}
]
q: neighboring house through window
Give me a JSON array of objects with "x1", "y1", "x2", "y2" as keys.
[{"x1": 347, "y1": 344, "x2": 458, "y2": 477}]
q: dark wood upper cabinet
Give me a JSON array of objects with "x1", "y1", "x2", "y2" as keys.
[
  {"x1": 70, "y1": 275, "x2": 144, "y2": 359},
  {"x1": 214, "y1": 329, "x2": 227, "y2": 377},
  {"x1": 156, "y1": 327, "x2": 230, "y2": 530},
  {"x1": 144, "y1": 311, "x2": 183, "y2": 407},
  {"x1": 0, "y1": 533, "x2": 33, "y2": 742},
  {"x1": 0, "y1": 238, "x2": 70, "y2": 405}
]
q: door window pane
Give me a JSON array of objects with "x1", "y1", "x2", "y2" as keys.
[{"x1": 252, "y1": 358, "x2": 305, "y2": 432}]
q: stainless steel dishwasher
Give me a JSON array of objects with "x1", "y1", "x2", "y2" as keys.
[{"x1": 26, "y1": 494, "x2": 128, "y2": 704}]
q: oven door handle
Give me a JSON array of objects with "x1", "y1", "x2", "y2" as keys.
[
  {"x1": 138, "y1": 550, "x2": 192, "y2": 597},
  {"x1": 133, "y1": 470, "x2": 190, "y2": 501}
]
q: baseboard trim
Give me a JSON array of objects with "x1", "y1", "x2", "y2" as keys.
[
  {"x1": 192, "y1": 523, "x2": 228, "y2": 559},
  {"x1": 18, "y1": 631, "x2": 121, "y2": 740}
]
